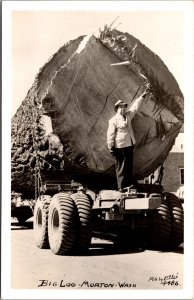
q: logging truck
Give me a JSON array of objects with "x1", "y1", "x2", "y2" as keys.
[
  {"x1": 32, "y1": 27, "x2": 183, "y2": 254},
  {"x1": 11, "y1": 26, "x2": 184, "y2": 254}
]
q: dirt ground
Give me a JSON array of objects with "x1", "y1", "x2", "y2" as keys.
[{"x1": 11, "y1": 220, "x2": 183, "y2": 290}]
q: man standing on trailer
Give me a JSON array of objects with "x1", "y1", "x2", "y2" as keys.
[{"x1": 107, "y1": 91, "x2": 147, "y2": 191}]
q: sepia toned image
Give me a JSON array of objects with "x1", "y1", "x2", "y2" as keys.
[{"x1": 2, "y1": 1, "x2": 194, "y2": 299}]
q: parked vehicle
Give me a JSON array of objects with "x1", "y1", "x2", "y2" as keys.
[{"x1": 11, "y1": 192, "x2": 34, "y2": 225}]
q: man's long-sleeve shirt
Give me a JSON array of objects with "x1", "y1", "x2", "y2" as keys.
[{"x1": 107, "y1": 96, "x2": 144, "y2": 149}]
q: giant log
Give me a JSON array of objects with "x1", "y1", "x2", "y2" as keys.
[{"x1": 11, "y1": 26, "x2": 184, "y2": 197}]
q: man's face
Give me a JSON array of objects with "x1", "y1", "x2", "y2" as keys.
[{"x1": 117, "y1": 105, "x2": 126, "y2": 115}]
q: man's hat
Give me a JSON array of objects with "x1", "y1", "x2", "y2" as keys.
[{"x1": 114, "y1": 100, "x2": 128, "y2": 111}]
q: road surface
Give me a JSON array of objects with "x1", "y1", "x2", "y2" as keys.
[{"x1": 11, "y1": 220, "x2": 183, "y2": 290}]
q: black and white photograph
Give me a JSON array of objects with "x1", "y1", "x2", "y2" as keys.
[{"x1": 1, "y1": 1, "x2": 194, "y2": 299}]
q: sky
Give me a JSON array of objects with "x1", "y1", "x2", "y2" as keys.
[{"x1": 10, "y1": 3, "x2": 187, "y2": 116}]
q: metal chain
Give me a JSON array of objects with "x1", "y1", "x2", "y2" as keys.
[{"x1": 30, "y1": 88, "x2": 43, "y2": 201}]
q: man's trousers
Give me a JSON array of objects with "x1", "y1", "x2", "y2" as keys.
[{"x1": 114, "y1": 146, "x2": 133, "y2": 190}]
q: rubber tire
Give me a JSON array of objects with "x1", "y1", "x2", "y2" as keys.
[
  {"x1": 163, "y1": 192, "x2": 184, "y2": 247},
  {"x1": 71, "y1": 193, "x2": 92, "y2": 253},
  {"x1": 48, "y1": 193, "x2": 77, "y2": 255},
  {"x1": 34, "y1": 195, "x2": 51, "y2": 249},
  {"x1": 148, "y1": 199, "x2": 172, "y2": 249}
]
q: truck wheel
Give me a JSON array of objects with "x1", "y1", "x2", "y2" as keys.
[
  {"x1": 34, "y1": 195, "x2": 51, "y2": 249},
  {"x1": 48, "y1": 193, "x2": 77, "y2": 255},
  {"x1": 163, "y1": 192, "x2": 184, "y2": 247},
  {"x1": 71, "y1": 193, "x2": 92, "y2": 253},
  {"x1": 148, "y1": 199, "x2": 171, "y2": 248}
]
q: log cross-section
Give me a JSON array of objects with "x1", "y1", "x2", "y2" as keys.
[{"x1": 11, "y1": 28, "x2": 183, "y2": 197}]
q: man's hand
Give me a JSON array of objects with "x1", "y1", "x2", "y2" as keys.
[
  {"x1": 109, "y1": 146, "x2": 116, "y2": 156},
  {"x1": 141, "y1": 88, "x2": 149, "y2": 99}
]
